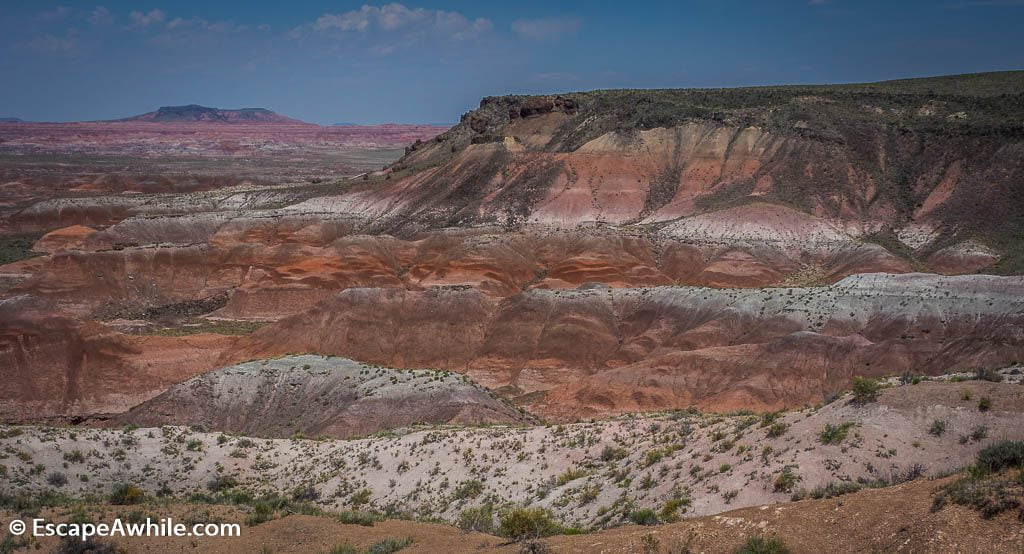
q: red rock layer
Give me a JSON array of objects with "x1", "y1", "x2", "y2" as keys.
[
  {"x1": 0, "y1": 295, "x2": 235, "y2": 419},
  {"x1": 9, "y1": 214, "x2": 915, "y2": 319},
  {"x1": 230, "y1": 274, "x2": 1024, "y2": 419}
]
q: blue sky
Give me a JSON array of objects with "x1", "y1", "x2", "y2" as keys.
[{"x1": 2, "y1": 1, "x2": 1023, "y2": 124}]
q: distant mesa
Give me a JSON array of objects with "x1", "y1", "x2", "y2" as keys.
[
  {"x1": 117, "y1": 104, "x2": 305, "y2": 124},
  {"x1": 0, "y1": 117, "x2": 23, "y2": 123}
]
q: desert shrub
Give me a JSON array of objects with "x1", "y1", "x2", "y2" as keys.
[
  {"x1": 350, "y1": 488, "x2": 372, "y2": 508},
  {"x1": 454, "y1": 479, "x2": 484, "y2": 500},
  {"x1": 976, "y1": 441, "x2": 1024, "y2": 473},
  {"x1": 366, "y1": 536, "x2": 413, "y2": 554},
  {"x1": 291, "y1": 486, "x2": 320, "y2": 502},
  {"x1": 206, "y1": 475, "x2": 238, "y2": 492},
  {"x1": 62, "y1": 450, "x2": 85, "y2": 464},
  {"x1": 629, "y1": 508, "x2": 659, "y2": 526},
  {"x1": 335, "y1": 510, "x2": 380, "y2": 526},
  {"x1": 498, "y1": 507, "x2": 568, "y2": 540},
  {"x1": 928, "y1": 419, "x2": 948, "y2": 437},
  {"x1": 766, "y1": 422, "x2": 789, "y2": 438},
  {"x1": 578, "y1": 484, "x2": 600, "y2": 505},
  {"x1": 555, "y1": 468, "x2": 588, "y2": 486},
  {"x1": 975, "y1": 368, "x2": 1004, "y2": 382},
  {"x1": 773, "y1": 469, "x2": 799, "y2": 493},
  {"x1": 328, "y1": 545, "x2": 357, "y2": 554},
  {"x1": 645, "y1": 449, "x2": 666, "y2": 467},
  {"x1": 0, "y1": 428, "x2": 24, "y2": 439},
  {"x1": 736, "y1": 535, "x2": 790, "y2": 554},
  {"x1": 640, "y1": 533, "x2": 660, "y2": 554},
  {"x1": 978, "y1": 397, "x2": 992, "y2": 412},
  {"x1": 600, "y1": 445, "x2": 628, "y2": 461},
  {"x1": 792, "y1": 481, "x2": 861, "y2": 501},
  {"x1": 244, "y1": 501, "x2": 275, "y2": 526},
  {"x1": 659, "y1": 497, "x2": 689, "y2": 522},
  {"x1": 932, "y1": 472, "x2": 1023, "y2": 519},
  {"x1": 109, "y1": 483, "x2": 145, "y2": 505},
  {"x1": 851, "y1": 377, "x2": 882, "y2": 404},
  {"x1": 46, "y1": 472, "x2": 68, "y2": 487},
  {"x1": 891, "y1": 463, "x2": 926, "y2": 484},
  {"x1": 818, "y1": 422, "x2": 855, "y2": 445},
  {"x1": 457, "y1": 504, "x2": 495, "y2": 533}
]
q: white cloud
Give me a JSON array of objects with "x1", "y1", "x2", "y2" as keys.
[
  {"x1": 165, "y1": 17, "x2": 242, "y2": 33},
  {"x1": 87, "y1": 7, "x2": 115, "y2": 26},
  {"x1": 305, "y1": 3, "x2": 492, "y2": 42},
  {"x1": 130, "y1": 9, "x2": 165, "y2": 27},
  {"x1": 511, "y1": 16, "x2": 581, "y2": 41}
]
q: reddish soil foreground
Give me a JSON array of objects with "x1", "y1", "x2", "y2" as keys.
[
  {"x1": 0, "y1": 474, "x2": 1014, "y2": 554},
  {"x1": 2, "y1": 466, "x2": 1022, "y2": 552}
]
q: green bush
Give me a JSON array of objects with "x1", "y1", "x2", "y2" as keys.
[
  {"x1": 773, "y1": 470, "x2": 799, "y2": 493},
  {"x1": 336, "y1": 510, "x2": 381, "y2": 527},
  {"x1": 818, "y1": 422, "x2": 855, "y2": 445},
  {"x1": 736, "y1": 535, "x2": 790, "y2": 554},
  {"x1": 978, "y1": 397, "x2": 992, "y2": 412},
  {"x1": 659, "y1": 497, "x2": 690, "y2": 522},
  {"x1": 244, "y1": 501, "x2": 275, "y2": 526},
  {"x1": 62, "y1": 450, "x2": 85, "y2": 464},
  {"x1": 792, "y1": 481, "x2": 862, "y2": 501},
  {"x1": 498, "y1": 507, "x2": 567, "y2": 540},
  {"x1": 932, "y1": 471, "x2": 1023, "y2": 519},
  {"x1": 928, "y1": 419, "x2": 948, "y2": 437},
  {"x1": 366, "y1": 536, "x2": 414, "y2": 554},
  {"x1": 349, "y1": 488, "x2": 372, "y2": 508},
  {"x1": 851, "y1": 377, "x2": 881, "y2": 404},
  {"x1": 453, "y1": 479, "x2": 484, "y2": 500},
  {"x1": 555, "y1": 468, "x2": 588, "y2": 486},
  {"x1": 109, "y1": 483, "x2": 145, "y2": 505},
  {"x1": 766, "y1": 422, "x2": 789, "y2": 438},
  {"x1": 600, "y1": 445, "x2": 628, "y2": 461},
  {"x1": 629, "y1": 508, "x2": 659, "y2": 526},
  {"x1": 206, "y1": 475, "x2": 238, "y2": 492},
  {"x1": 457, "y1": 504, "x2": 494, "y2": 533},
  {"x1": 976, "y1": 441, "x2": 1024, "y2": 473}
]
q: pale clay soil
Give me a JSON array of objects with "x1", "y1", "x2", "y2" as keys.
[{"x1": 1, "y1": 378, "x2": 1021, "y2": 534}]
